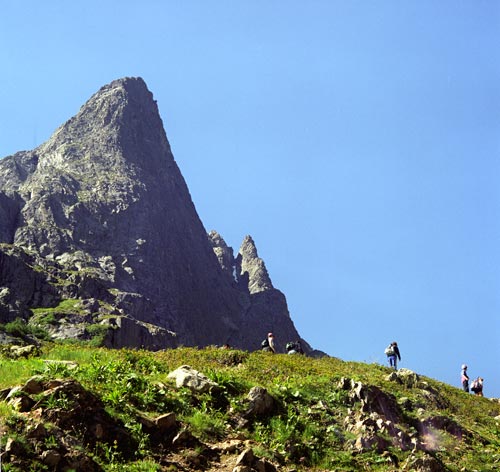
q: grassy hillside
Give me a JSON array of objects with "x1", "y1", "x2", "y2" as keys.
[{"x1": 0, "y1": 343, "x2": 499, "y2": 471}]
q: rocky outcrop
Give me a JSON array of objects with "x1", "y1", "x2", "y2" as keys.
[
  {"x1": 0, "y1": 77, "x2": 307, "y2": 352},
  {"x1": 236, "y1": 236, "x2": 273, "y2": 294},
  {"x1": 0, "y1": 245, "x2": 60, "y2": 321},
  {"x1": 2, "y1": 377, "x2": 136, "y2": 471}
]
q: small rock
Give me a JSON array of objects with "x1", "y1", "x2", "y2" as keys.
[
  {"x1": 255, "y1": 458, "x2": 277, "y2": 472},
  {"x1": 236, "y1": 448, "x2": 254, "y2": 467},
  {"x1": 9, "y1": 395, "x2": 35, "y2": 412},
  {"x1": 245, "y1": 387, "x2": 274, "y2": 417},
  {"x1": 172, "y1": 429, "x2": 195, "y2": 447},
  {"x1": 10, "y1": 344, "x2": 36, "y2": 358},
  {"x1": 45, "y1": 379, "x2": 65, "y2": 389},
  {"x1": 4, "y1": 437, "x2": 25, "y2": 456},
  {"x1": 155, "y1": 412, "x2": 176, "y2": 431},
  {"x1": 214, "y1": 439, "x2": 243, "y2": 454},
  {"x1": 25, "y1": 422, "x2": 47, "y2": 440},
  {"x1": 6, "y1": 386, "x2": 23, "y2": 400},
  {"x1": 23, "y1": 376, "x2": 44, "y2": 394},
  {"x1": 0, "y1": 387, "x2": 11, "y2": 400},
  {"x1": 41, "y1": 450, "x2": 61, "y2": 467},
  {"x1": 233, "y1": 466, "x2": 252, "y2": 472}
]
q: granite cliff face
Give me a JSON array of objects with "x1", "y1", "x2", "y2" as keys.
[{"x1": 0, "y1": 77, "x2": 308, "y2": 352}]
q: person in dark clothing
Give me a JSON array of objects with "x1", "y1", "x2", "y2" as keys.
[
  {"x1": 461, "y1": 364, "x2": 469, "y2": 392},
  {"x1": 385, "y1": 341, "x2": 401, "y2": 369},
  {"x1": 471, "y1": 377, "x2": 484, "y2": 396}
]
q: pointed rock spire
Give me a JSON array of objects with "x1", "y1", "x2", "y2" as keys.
[
  {"x1": 208, "y1": 230, "x2": 236, "y2": 281},
  {"x1": 238, "y1": 235, "x2": 273, "y2": 294}
]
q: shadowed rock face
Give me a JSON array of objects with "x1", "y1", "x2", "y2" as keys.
[{"x1": 0, "y1": 77, "x2": 308, "y2": 352}]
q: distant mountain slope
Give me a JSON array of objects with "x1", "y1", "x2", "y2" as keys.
[{"x1": 0, "y1": 77, "x2": 307, "y2": 352}]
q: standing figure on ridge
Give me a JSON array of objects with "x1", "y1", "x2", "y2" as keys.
[
  {"x1": 261, "y1": 332, "x2": 276, "y2": 353},
  {"x1": 461, "y1": 364, "x2": 469, "y2": 392},
  {"x1": 385, "y1": 341, "x2": 401, "y2": 369}
]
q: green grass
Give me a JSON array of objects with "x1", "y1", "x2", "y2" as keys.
[
  {"x1": 30, "y1": 298, "x2": 85, "y2": 317},
  {"x1": 0, "y1": 344, "x2": 498, "y2": 471}
]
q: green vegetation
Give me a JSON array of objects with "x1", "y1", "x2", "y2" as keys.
[
  {"x1": 30, "y1": 299, "x2": 86, "y2": 319},
  {"x1": 0, "y1": 317, "x2": 50, "y2": 341},
  {"x1": 0, "y1": 344, "x2": 499, "y2": 471}
]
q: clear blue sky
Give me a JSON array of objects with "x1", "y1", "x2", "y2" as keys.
[{"x1": 1, "y1": 1, "x2": 499, "y2": 396}]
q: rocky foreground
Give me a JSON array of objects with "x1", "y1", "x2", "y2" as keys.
[{"x1": 0, "y1": 344, "x2": 499, "y2": 471}]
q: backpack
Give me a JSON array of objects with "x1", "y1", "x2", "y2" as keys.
[
  {"x1": 286, "y1": 341, "x2": 296, "y2": 351},
  {"x1": 471, "y1": 379, "x2": 479, "y2": 391},
  {"x1": 384, "y1": 345, "x2": 395, "y2": 356},
  {"x1": 261, "y1": 338, "x2": 269, "y2": 348}
]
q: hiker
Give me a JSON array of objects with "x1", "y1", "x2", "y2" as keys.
[
  {"x1": 286, "y1": 341, "x2": 298, "y2": 355},
  {"x1": 471, "y1": 377, "x2": 484, "y2": 396},
  {"x1": 295, "y1": 339, "x2": 304, "y2": 354},
  {"x1": 384, "y1": 341, "x2": 401, "y2": 369},
  {"x1": 261, "y1": 332, "x2": 276, "y2": 353},
  {"x1": 461, "y1": 364, "x2": 469, "y2": 392}
]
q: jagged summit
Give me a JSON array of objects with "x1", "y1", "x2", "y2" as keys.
[
  {"x1": 238, "y1": 235, "x2": 273, "y2": 294},
  {"x1": 0, "y1": 78, "x2": 308, "y2": 352},
  {"x1": 38, "y1": 76, "x2": 173, "y2": 173}
]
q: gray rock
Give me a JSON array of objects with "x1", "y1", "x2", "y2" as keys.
[
  {"x1": 387, "y1": 368, "x2": 421, "y2": 388},
  {"x1": 245, "y1": 386, "x2": 275, "y2": 417},
  {"x1": 235, "y1": 448, "x2": 254, "y2": 466},
  {"x1": 167, "y1": 365, "x2": 219, "y2": 393}
]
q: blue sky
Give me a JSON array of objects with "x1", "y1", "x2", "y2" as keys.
[{"x1": 1, "y1": 1, "x2": 499, "y2": 396}]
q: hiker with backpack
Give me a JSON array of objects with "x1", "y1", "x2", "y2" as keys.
[
  {"x1": 286, "y1": 341, "x2": 298, "y2": 354},
  {"x1": 461, "y1": 364, "x2": 469, "y2": 392},
  {"x1": 261, "y1": 332, "x2": 276, "y2": 353},
  {"x1": 384, "y1": 341, "x2": 401, "y2": 369},
  {"x1": 470, "y1": 377, "x2": 484, "y2": 396}
]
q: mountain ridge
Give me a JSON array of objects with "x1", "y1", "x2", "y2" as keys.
[{"x1": 0, "y1": 77, "x2": 309, "y2": 353}]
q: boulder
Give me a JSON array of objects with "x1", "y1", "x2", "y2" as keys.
[
  {"x1": 10, "y1": 344, "x2": 37, "y2": 358},
  {"x1": 349, "y1": 381, "x2": 402, "y2": 424},
  {"x1": 386, "y1": 368, "x2": 421, "y2": 388},
  {"x1": 167, "y1": 365, "x2": 219, "y2": 393},
  {"x1": 244, "y1": 386, "x2": 275, "y2": 417}
]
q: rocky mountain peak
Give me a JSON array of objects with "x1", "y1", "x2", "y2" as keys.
[
  {"x1": 0, "y1": 77, "x2": 307, "y2": 353},
  {"x1": 37, "y1": 76, "x2": 171, "y2": 174}
]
